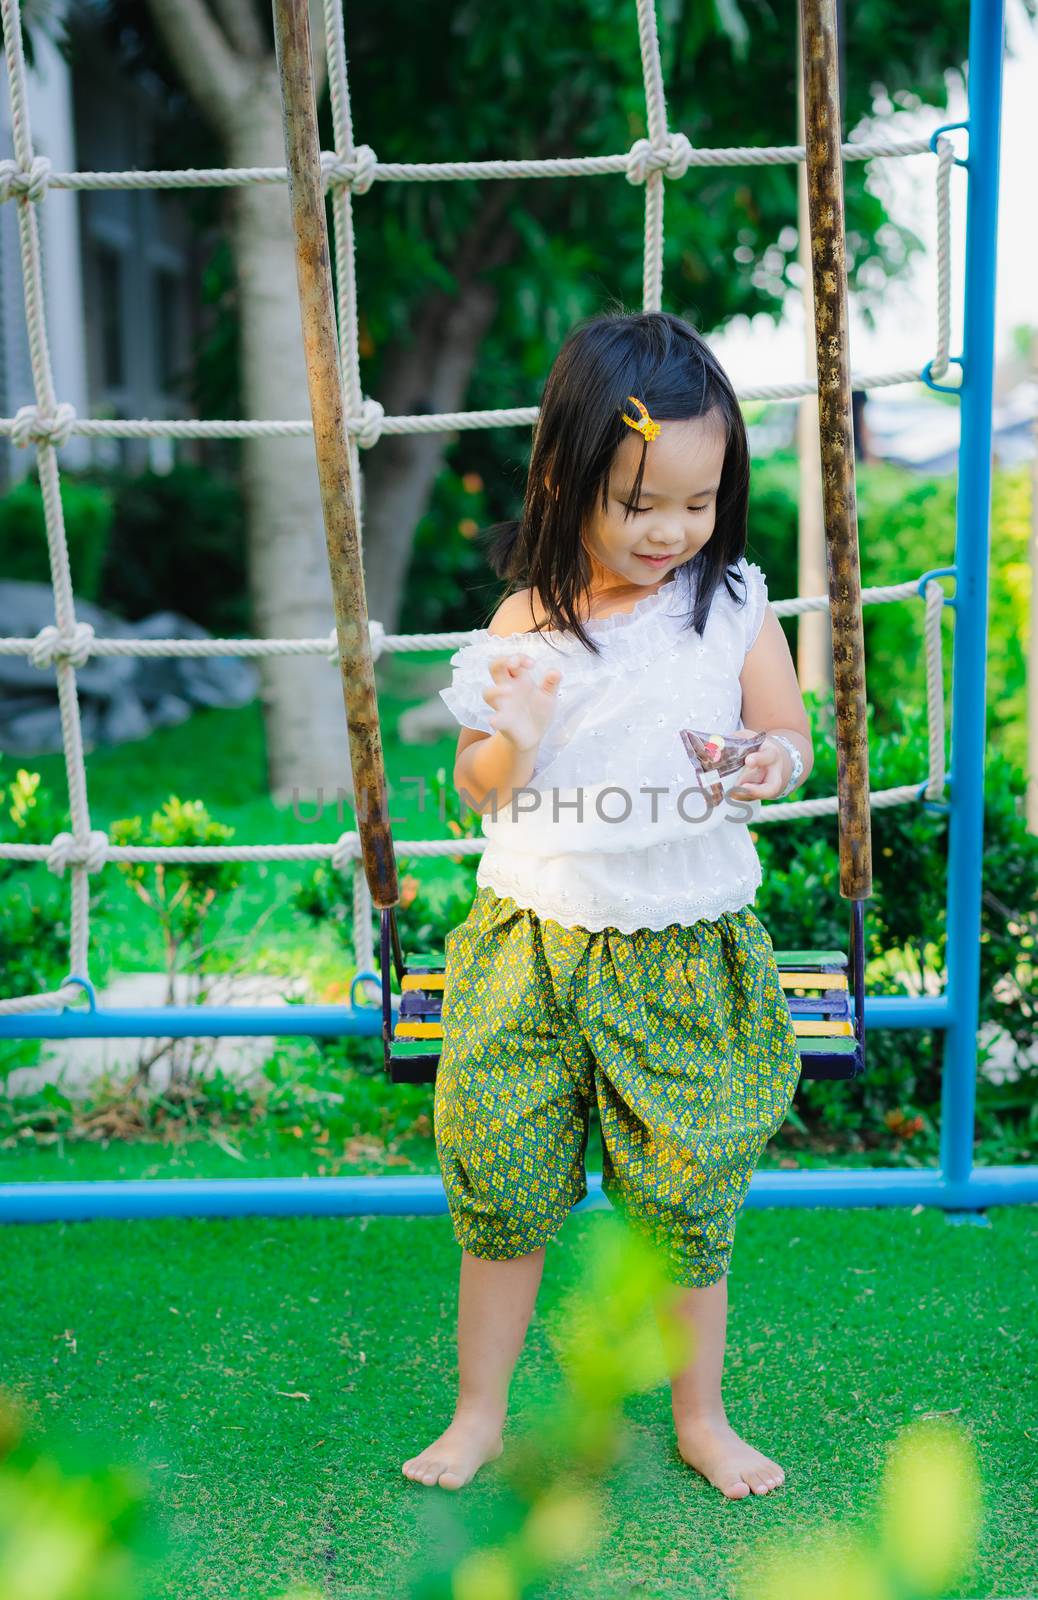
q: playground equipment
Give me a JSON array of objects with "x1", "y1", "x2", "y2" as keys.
[
  {"x1": 1, "y1": 0, "x2": 1031, "y2": 1220},
  {"x1": 376, "y1": 0, "x2": 872, "y2": 1086}
]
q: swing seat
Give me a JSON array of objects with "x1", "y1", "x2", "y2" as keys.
[
  {"x1": 774, "y1": 945, "x2": 865, "y2": 1080},
  {"x1": 381, "y1": 902, "x2": 867, "y2": 1084}
]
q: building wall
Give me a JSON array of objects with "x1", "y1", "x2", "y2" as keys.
[
  {"x1": 70, "y1": 17, "x2": 199, "y2": 476},
  {"x1": 1, "y1": 2, "x2": 203, "y2": 495}
]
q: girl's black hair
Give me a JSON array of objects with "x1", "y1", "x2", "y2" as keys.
[{"x1": 480, "y1": 309, "x2": 751, "y2": 656}]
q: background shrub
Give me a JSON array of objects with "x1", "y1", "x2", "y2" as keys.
[
  {"x1": 94, "y1": 463, "x2": 248, "y2": 632},
  {"x1": 0, "y1": 474, "x2": 114, "y2": 603}
]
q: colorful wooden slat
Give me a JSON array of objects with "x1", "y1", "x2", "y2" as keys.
[
  {"x1": 792, "y1": 1018, "x2": 854, "y2": 1037},
  {"x1": 400, "y1": 992, "x2": 442, "y2": 1016},
  {"x1": 773, "y1": 951, "x2": 847, "y2": 966}
]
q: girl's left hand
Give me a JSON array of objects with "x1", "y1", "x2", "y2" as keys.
[{"x1": 727, "y1": 728, "x2": 793, "y2": 801}]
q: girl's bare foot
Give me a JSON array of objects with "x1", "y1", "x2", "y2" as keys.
[
  {"x1": 401, "y1": 1408, "x2": 504, "y2": 1490},
  {"x1": 675, "y1": 1413, "x2": 786, "y2": 1499}
]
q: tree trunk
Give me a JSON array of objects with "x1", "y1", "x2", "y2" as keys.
[
  {"x1": 226, "y1": 68, "x2": 351, "y2": 804},
  {"x1": 359, "y1": 180, "x2": 521, "y2": 631},
  {"x1": 360, "y1": 279, "x2": 502, "y2": 632}
]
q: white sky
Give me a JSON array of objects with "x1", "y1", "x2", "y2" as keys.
[{"x1": 711, "y1": 0, "x2": 1036, "y2": 389}]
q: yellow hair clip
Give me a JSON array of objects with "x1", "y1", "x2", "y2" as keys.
[{"x1": 620, "y1": 395, "x2": 661, "y2": 443}]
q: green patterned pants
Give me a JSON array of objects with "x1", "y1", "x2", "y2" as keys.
[{"x1": 433, "y1": 886, "x2": 802, "y2": 1288}]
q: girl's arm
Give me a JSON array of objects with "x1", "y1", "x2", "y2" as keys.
[
  {"x1": 451, "y1": 590, "x2": 562, "y2": 814},
  {"x1": 453, "y1": 665, "x2": 539, "y2": 815},
  {"x1": 732, "y1": 606, "x2": 815, "y2": 801}
]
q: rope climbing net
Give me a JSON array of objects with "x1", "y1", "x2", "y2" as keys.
[{"x1": 0, "y1": 0, "x2": 955, "y2": 1017}]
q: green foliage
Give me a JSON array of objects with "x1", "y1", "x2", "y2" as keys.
[
  {"x1": 33, "y1": 0, "x2": 997, "y2": 664},
  {"x1": 986, "y1": 467, "x2": 1033, "y2": 765},
  {"x1": 89, "y1": 463, "x2": 249, "y2": 631},
  {"x1": 0, "y1": 1037, "x2": 434, "y2": 1165},
  {"x1": 75, "y1": 0, "x2": 1006, "y2": 678},
  {"x1": 0, "y1": 462, "x2": 249, "y2": 630},
  {"x1": 756, "y1": 691, "x2": 1038, "y2": 1143},
  {"x1": 746, "y1": 457, "x2": 1030, "y2": 767},
  {"x1": 109, "y1": 796, "x2": 241, "y2": 957},
  {"x1": 348, "y1": 0, "x2": 969, "y2": 367},
  {"x1": 0, "y1": 474, "x2": 114, "y2": 603},
  {"x1": 740, "y1": 1420, "x2": 982, "y2": 1600},
  {"x1": 0, "y1": 761, "x2": 86, "y2": 1080},
  {"x1": 0, "y1": 1394, "x2": 159, "y2": 1600},
  {"x1": 407, "y1": 468, "x2": 502, "y2": 633},
  {"x1": 106, "y1": 800, "x2": 244, "y2": 1081}
]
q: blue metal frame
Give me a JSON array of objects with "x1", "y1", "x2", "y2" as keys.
[
  {"x1": 940, "y1": 0, "x2": 1006, "y2": 1200},
  {"x1": 1, "y1": 0, "x2": 1022, "y2": 1223}
]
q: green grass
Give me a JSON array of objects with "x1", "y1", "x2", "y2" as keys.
[
  {"x1": 0, "y1": 1120, "x2": 947, "y2": 1183},
  {"x1": 0, "y1": 1185, "x2": 1035, "y2": 1599}
]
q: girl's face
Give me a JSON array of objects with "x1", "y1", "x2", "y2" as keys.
[{"x1": 583, "y1": 409, "x2": 728, "y2": 592}]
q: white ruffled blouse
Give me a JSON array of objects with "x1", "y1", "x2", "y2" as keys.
[{"x1": 438, "y1": 555, "x2": 770, "y2": 934}]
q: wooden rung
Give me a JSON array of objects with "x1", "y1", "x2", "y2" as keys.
[
  {"x1": 395, "y1": 1020, "x2": 444, "y2": 1039},
  {"x1": 390, "y1": 1037, "x2": 443, "y2": 1058},
  {"x1": 400, "y1": 991, "x2": 442, "y2": 1015},
  {"x1": 401, "y1": 972, "x2": 446, "y2": 991},
  {"x1": 775, "y1": 950, "x2": 848, "y2": 965},
  {"x1": 780, "y1": 971, "x2": 848, "y2": 990},
  {"x1": 786, "y1": 995, "x2": 848, "y2": 1015}
]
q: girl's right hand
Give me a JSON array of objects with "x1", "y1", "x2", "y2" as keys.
[{"x1": 483, "y1": 653, "x2": 562, "y2": 754}]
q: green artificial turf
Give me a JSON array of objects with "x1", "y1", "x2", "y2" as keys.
[
  {"x1": 7, "y1": 667, "x2": 1038, "y2": 1595},
  {"x1": 1, "y1": 1197, "x2": 1035, "y2": 1600},
  {"x1": 0, "y1": 1125, "x2": 946, "y2": 1183}
]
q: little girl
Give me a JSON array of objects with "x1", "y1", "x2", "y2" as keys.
[{"x1": 402, "y1": 310, "x2": 812, "y2": 1501}]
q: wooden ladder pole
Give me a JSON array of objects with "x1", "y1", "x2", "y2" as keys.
[
  {"x1": 799, "y1": 0, "x2": 873, "y2": 901},
  {"x1": 271, "y1": 0, "x2": 399, "y2": 910}
]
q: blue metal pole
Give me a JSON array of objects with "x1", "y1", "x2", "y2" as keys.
[
  {"x1": 0, "y1": 995, "x2": 952, "y2": 1039},
  {"x1": 0, "y1": 1004, "x2": 387, "y2": 1040},
  {"x1": 941, "y1": 0, "x2": 1005, "y2": 1191},
  {"x1": 2, "y1": 1166, "x2": 1038, "y2": 1224}
]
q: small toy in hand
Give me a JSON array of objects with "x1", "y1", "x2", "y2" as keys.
[{"x1": 680, "y1": 727, "x2": 767, "y2": 806}]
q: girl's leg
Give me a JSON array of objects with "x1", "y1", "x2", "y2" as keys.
[
  {"x1": 661, "y1": 1272, "x2": 786, "y2": 1498},
  {"x1": 402, "y1": 1244, "x2": 546, "y2": 1490}
]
